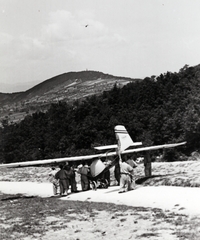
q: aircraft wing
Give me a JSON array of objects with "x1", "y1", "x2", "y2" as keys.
[
  {"x1": 0, "y1": 153, "x2": 107, "y2": 168},
  {"x1": 0, "y1": 148, "x2": 126, "y2": 168},
  {"x1": 0, "y1": 141, "x2": 186, "y2": 168},
  {"x1": 120, "y1": 141, "x2": 187, "y2": 154}
]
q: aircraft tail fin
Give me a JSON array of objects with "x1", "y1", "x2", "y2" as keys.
[{"x1": 114, "y1": 125, "x2": 142, "y2": 153}]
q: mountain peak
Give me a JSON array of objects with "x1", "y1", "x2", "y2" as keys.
[{"x1": 0, "y1": 70, "x2": 140, "y2": 124}]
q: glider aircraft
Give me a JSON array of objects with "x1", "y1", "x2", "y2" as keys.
[{"x1": 0, "y1": 125, "x2": 186, "y2": 175}]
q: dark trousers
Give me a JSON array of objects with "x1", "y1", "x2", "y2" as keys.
[
  {"x1": 59, "y1": 179, "x2": 69, "y2": 194},
  {"x1": 70, "y1": 176, "x2": 77, "y2": 192},
  {"x1": 81, "y1": 176, "x2": 89, "y2": 191}
]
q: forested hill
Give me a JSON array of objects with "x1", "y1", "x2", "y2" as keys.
[
  {"x1": 0, "y1": 64, "x2": 200, "y2": 163},
  {"x1": 0, "y1": 70, "x2": 137, "y2": 108}
]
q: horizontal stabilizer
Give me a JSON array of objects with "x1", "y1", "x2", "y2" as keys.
[
  {"x1": 94, "y1": 142, "x2": 143, "y2": 151},
  {"x1": 94, "y1": 145, "x2": 118, "y2": 151}
]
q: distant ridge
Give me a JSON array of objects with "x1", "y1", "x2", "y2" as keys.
[
  {"x1": 0, "y1": 70, "x2": 141, "y2": 111},
  {"x1": 20, "y1": 70, "x2": 135, "y2": 100}
]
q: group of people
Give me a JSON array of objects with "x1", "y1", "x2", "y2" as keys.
[
  {"x1": 48, "y1": 155, "x2": 138, "y2": 196},
  {"x1": 48, "y1": 162, "x2": 91, "y2": 196},
  {"x1": 48, "y1": 164, "x2": 77, "y2": 196}
]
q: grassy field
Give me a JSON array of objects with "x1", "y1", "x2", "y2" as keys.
[{"x1": 1, "y1": 160, "x2": 200, "y2": 239}]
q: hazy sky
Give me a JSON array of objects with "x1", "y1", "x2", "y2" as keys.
[{"x1": 1, "y1": 0, "x2": 200, "y2": 92}]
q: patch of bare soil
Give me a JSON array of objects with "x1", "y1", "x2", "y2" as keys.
[
  {"x1": 136, "y1": 161, "x2": 200, "y2": 187},
  {"x1": 1, "y1": 194, "x2": 200, "y2": 240},
  {"x1": 0, "y1": 166, "x2": 50, "y2": 182}
]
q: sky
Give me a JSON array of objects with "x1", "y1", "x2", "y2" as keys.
[{"x1": 1, "y1": 0, "x2": 200, "y2": 93}]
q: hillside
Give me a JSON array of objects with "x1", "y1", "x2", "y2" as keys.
[{"x1": 0, "y1": 71, "x2": 140, "y2": 124}]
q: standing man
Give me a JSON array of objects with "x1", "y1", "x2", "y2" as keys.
[
  {"x1": 55, "y1": 164, "x2": 70, "y2": 196},
  {"x1": 103, "y1": 160, "x2": 111, "y2": 186},
  {"x1": 64, "y1": 164, "x2": 78, "y2": 193},
  {"x1": 48, "y1": 167, "x2": 59, "y2": 195},
  {"x1": 125, "y1": 155, "x2": 138, "y2": 190},
  {"x1": 77, "y1": 162, "x2": 90, "y2": 191},
  {"x1": 119, "y1": 159, "x2": 135, "y2": 193},
  {"x1": 70, "y1": 164, "x2": 78, "y2": 193}
]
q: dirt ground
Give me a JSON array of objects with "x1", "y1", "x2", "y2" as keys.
[
  {"x1": 1, "y1": 193, "x2": 200, "y2": 240},
  {"x1": 1, "y1": 160, "x2": 200, "y2": 239}
]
